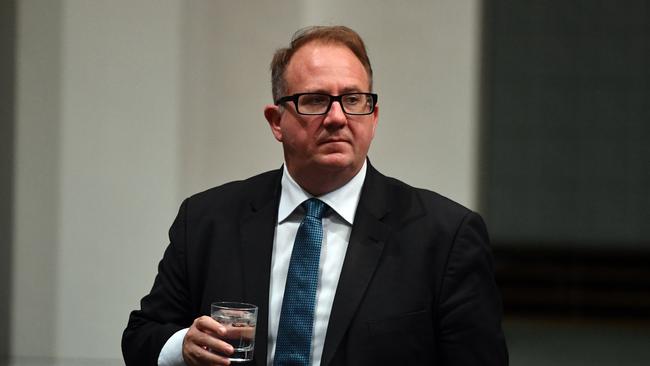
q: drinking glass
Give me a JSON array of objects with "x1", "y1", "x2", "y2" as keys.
[{"x1": 211, "y1": 301, "x2": 258, "y2": 363}]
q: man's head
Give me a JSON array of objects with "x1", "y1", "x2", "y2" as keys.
[{"x1": 264, "y1": 26, "x2": 379, "y2": 196}]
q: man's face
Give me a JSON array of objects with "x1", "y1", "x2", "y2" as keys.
[{"x1": 265, "y1": 42, "x2": 378, "y2": 184}]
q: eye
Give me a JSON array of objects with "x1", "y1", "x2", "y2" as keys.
[
  {"x1": 300, "y1": 94, "x2": 329, "y2": 106},
  {"x1": 342, "y1": 94, "x2": 361, "y2": 105}
]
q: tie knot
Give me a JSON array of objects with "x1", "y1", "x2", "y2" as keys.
[{"x1": 302, "y1": 198, "x2": 326, "y2": 219}]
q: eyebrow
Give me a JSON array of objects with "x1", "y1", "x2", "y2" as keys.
[{"x1": 301, "y1": 87, "x2": 368, "y2": 95}]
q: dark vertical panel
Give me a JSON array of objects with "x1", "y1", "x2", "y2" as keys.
[
  {"x1": 0, "y1": 0, "x2": 16, "y2": 361},
  {"x1": 482, "y1": 0, "x2": 650, "y2": 247}
]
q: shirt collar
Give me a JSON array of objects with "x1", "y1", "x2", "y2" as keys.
[{"x1": 277, "y1": 161, "x2": 367, "y2": 225}]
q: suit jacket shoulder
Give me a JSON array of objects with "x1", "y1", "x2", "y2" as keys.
[
  {"x1": 182, "y1": 168, "x2": 283, "y2": 218},
  {"x1": 361, "y1": 164, "x2": 474, "y2": 229}
]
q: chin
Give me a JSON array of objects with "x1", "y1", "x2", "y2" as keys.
[{"x1": 314, "y1": 154, "x2": 357, "y2": 171}]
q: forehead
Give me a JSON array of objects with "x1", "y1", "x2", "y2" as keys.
[{"x1": 284, "y1": 42, "x2": 369, "y2": 93}]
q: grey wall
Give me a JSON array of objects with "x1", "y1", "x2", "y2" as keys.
[
  {"x1": 10, "y1": 0, "x2": 481, "y2": 363},
  {"x1": 12, "y1": 0, "x2": 62, "y2": 360}
]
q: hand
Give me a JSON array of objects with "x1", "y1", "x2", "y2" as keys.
[{"x1": 182, "y1": 316, "x2": 234, "y2": 366}]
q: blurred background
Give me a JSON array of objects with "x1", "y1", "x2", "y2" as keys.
[{"x1": 1, "y1": 0, "x2": 648, "y2": 365}]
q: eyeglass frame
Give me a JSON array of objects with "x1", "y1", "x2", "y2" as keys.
[{"x1": 274, "y1": 92, "x2": 379, "y2": 115}]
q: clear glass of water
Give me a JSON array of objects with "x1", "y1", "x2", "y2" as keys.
[{"x1": 211, "y1": 301, "x2": 258, "y2": 363}]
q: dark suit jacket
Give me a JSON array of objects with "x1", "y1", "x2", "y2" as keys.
[{"x1": 122, "y1": 163, "x2": 508, "y2": 365}]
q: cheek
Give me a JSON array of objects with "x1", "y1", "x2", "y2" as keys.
[
  {"x1": 353, "y1": 123, "x2": 376, "y2": 146},
  {"x1": 280, "y1": 116, "x2": 318, "y2": 142},
  {"x1": 281, "y1": 124, "x2": 311, "y2": 148}
]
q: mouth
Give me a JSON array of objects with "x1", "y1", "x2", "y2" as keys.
[{"x1": 318, "y1": 137, "x2": 350, "y2": 145}]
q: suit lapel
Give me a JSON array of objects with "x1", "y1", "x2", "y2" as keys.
[
  {"x1": 239, "y1": 169, "x2": 282, "y2": 366},
  {"x1": 320, "y1": 164, "x2": 392, "y2": 365}
]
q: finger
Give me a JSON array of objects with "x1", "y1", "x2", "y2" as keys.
[
  {"x1": 185, "y1": 318, "x2": 234, "y2": 357},
  {"x1": 184, "y1": 341, "x2": 232, "y2": 366},
  {"x1": 225, "y1": 325, "x2": 255, "y2": 341},
  {"x1": 195, "y1": 316, "x2": 227, "y2": 337},
  {"x1": 198, "y1": 335, "x2": 234, "y2": 357}
]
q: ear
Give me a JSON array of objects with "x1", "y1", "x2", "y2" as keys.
[{"x1": 264, "y1": 104, "x2": 283, "y2": 142}]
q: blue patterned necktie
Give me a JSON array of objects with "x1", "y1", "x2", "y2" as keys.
[{"x1": 274, "y1": 198, "x2": 327, "y2": 366}]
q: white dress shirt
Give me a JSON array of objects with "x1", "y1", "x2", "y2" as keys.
[{"x1": 158, "y1": 162, "x2": 366, "y2": 365}]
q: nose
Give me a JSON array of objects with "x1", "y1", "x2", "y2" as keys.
[{"x1": 323, "y1": 100, "x2": 347, "y2": 128}]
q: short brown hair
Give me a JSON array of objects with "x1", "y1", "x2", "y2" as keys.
[{"x1": 270, "y1": 25, "x2": 373, "y2": 102}]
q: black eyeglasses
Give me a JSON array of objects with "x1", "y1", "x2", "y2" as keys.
[{"x1": 275, "y1": 92, "x2": 378, "y2": 115}]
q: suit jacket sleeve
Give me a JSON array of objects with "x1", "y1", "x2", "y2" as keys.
[
  {"x1": 436, "y1": 211, "x2": 508, "y2": 365},
  {"x1": 122, "y1": 199, "x2": 194, "y2": 366}
]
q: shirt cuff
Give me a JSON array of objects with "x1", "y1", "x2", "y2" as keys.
[{"x1": 158, "y1": 327, "x2": 189, "y2": 366}]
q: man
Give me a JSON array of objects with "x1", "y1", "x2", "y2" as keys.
[{"x1": 123, "y1": 25, "x2": 508, "y2": 365}]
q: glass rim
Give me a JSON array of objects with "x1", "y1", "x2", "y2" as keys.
[{"x1": 211, "y1": 301, "x2": 258, "y2": 310}]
